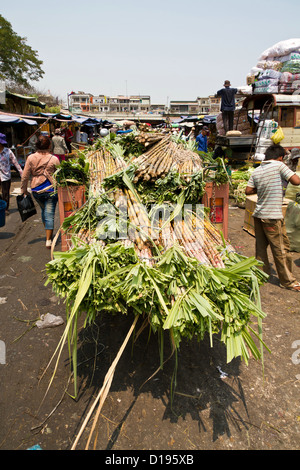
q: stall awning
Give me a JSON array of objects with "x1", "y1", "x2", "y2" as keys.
[
  {"x1": 6, "y1": 91, "x2": 46, "y2": 109},
  {"x1": 0, "y1": 112, "x2": 38, "y2": 125},
  {"x1": 202, "y1": 115, "x2": 217, "y2": 124}
]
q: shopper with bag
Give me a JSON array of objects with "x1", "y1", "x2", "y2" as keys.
[
  {"x1": 21, "y1": 135, "x2": 60, "y2": 248},
  {"x1": 245, "y1": 144, "x2": 300, "y2": 291},
  {"x1": 0, "y1": 133, "x2": 23, "y2": 215}
]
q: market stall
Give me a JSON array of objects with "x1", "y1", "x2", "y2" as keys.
[{"x1": 0, "y1": 111, "x2": 38, "y2": 167}]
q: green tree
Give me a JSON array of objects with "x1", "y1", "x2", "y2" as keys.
[{"x1": 0, "y1": 15, "x2": 44, "y2": 87}]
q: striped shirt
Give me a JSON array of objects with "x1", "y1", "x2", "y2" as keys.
[{"x1": 247, "y1": 160, "x2": 295, "y2": 219}]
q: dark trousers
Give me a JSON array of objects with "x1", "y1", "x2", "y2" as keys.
[
  {"x1": 0, "y1": 179, "x2": 11, "y2": 210},
  {"x1": 222, "y1": 110, "x2": 234, "y2": 134}
]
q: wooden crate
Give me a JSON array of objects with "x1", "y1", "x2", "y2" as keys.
[
  {"x1": 57, "y1": 185, "x2": 86, "y2": 251},
  {"x1": 202, "y1": 182, "x2": 229, "y2": 239},
  {"x1": 243, "y1": 194, "x2": 291, "y2": 236}
]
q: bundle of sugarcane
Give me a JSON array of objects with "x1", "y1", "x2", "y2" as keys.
[
  {"x1": 133, "y1": 137, "x2": 203, "y2": 183},
  {"x1": 134, "y1": 131, "x2": 165, "y2": 147},
  {"x1": 170, "y1": 213, "x2": 225, "y2": 268},
  {"x1": 175, "y1": 148, "x2": 203, "y2": 181},
  {"x1": 87, "y1": 149, "x2": 107, "y2": 194},
  {"x1": 124, "y1": 189, "x2": 148, "y2": 243},
  {"x1": 138, "y1": 123, "x2": 152, "y2": 132},
  {"x1": 88, "y1": 146, "x2": 128, "y2": 195}
]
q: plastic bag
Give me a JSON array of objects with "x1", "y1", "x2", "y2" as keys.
[
  {"x1": 285, "y1": 198, "x2": 300, "y2": 252},
  {"x1": 36, "y1": 313, "x2": 64, "y2": 329},
  {"x1": 271, "y1": 126, "x2": 284, "y2": 144},
  {"x1": 16, "y1": 194, "x2": 37, "y2": 222}
]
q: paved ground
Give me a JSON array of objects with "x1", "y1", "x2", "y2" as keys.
[{"x1": 0, "y1": 177, "x2": 300, "y2": 451}]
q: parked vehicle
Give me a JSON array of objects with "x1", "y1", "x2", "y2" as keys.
[{"x1": 215, "y1": 93, "x2": 300, "y2": 161}]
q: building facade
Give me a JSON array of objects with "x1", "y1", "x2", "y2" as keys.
[
  {"x1": 68, "y1": 91, "x2": 221, "y2": 116},
  {"x1": 69, "y1": 92, "x2": 151, "y2": 114}
]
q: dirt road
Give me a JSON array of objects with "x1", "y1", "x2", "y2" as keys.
[{"x1": 0, "y1": 177, "x2": 300, "y2": 451}]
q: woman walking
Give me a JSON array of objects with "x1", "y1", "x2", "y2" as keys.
[
  {"x1": 51, "y1": 128, "x2": 68, "y2": 162},
  {"x1": 21, "y1": 135, "x2": 60, "y2": 248}
]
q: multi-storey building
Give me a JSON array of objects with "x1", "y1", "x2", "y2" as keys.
[
  {"x1": 169, "y1": 100, "x2": 199, "y2": 115},
  {"x1": 197, "y1": 97, "x2": 211, "y2": 115},
  {"x1": 68, "y1": 92, "x2": 93, "y2": 113},
  {"x1": 168, "y1": 96, "x2": 221, "y2": 116},
  {"x1": 208, "y1": 95, "x2": 221, "y2": 114},
  {"x1": 68, "y1": 91, "x2": 222, "y2": 116},
  {"x1": 68, "y1": 92, "x2": 151, "y2": 114}
]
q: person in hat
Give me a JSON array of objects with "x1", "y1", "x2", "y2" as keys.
[
  {"x1": 285, "y1": 147, "x2": 300, "y2": 172},
  {"x1": 51, "y1": 128, "x2": 68, "y2": 162},
  {"x1": 0, "y1": 133, "x2": 23, "y2": 215},
  {"x1": 285, "y1": 148, "x2": 300, "y2": 200},
  {"x1": 216, "y1": 80, "x2": 238, "y2": 134},
  {"x1": 196, "y1": 126, "x2": 209, "y2": 153}
]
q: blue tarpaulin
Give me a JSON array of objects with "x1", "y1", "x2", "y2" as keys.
[{"x1": 0, "y1": 114, "x2": 38, "y2": 125}]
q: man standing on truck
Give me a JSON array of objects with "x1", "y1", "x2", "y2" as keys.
[
  {"x1": 216, "y1": 80, "x2": 237, "y2": 134},
  {"x1": 245, "y1": 143, "x2": 300, "y2": 291}
]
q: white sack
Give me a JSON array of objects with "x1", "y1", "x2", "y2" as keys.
[{"x1": 259, "y1": 38, "x2": 300, "y2": 60}]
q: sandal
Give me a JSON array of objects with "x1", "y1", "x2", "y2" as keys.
[{"x1": 280, "y1": 282, "x2": 300, "y2": 291}]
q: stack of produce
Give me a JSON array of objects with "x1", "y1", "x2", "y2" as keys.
[
  {"x1": 132, "y1": 135, "x2": 203, "y2": 182},
  {"x1": 46, "y1": 131, "x2": 269, "y2": 402},
  {"x1": 249, "y1": 38, "x2": 300, "y2": 95},
  {"x1": 87, "y1": 144, "x2": 127, "y2": 195},
  {"x1": 134, "y1": 131, "x2": 166, "y2": 147},
  {"x1": 230, "y1": 167, "x2": 254, "y2": 207},
  {"x1": 216, "y1": 108, "x2": 251, "y2": 136}
]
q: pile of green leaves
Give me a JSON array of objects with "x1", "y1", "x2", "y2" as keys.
[
  {"x1": 61, "y1": 194, "x2": 104, "y2": 234},
  {"x1": 230, "y1": 167, "x2": 254, "y2": 205},
  {"x1": 45, "y1": 241, "x2": 269, "y2": 397},
  {"x1": 92, "y1": 131, "x2": 145, "y2": 160},
  {"x1": 202, "y1": 154, "x2": 231, "y2": 186},
  {"x1": 53, "y1": 155, "x2": 90, "y2": 188}
]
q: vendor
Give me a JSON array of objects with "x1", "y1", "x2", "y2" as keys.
[
  {"x1": 285, "y1": 148, "x2": 300, "y2": 172},
  {"x1": 196, "y1": 126, "x2": 209, "y2": 153},
  {"x1": 0, "y1": 133, "x2": 23, "y2": 215},
  {"x1": 245, "y1": 143, "x2": 300, "y2": 291},
  {"x1": 29, "y1": 130, "x2": 41, "y2": 152}
]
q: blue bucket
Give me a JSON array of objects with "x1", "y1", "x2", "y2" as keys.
[{"x1": 0, "y1": 199, "x2": 7, "y2": 227}]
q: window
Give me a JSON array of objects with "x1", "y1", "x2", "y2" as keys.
[
  {"x1": 279, "y1": 107, "x2": 295, "y2": 127},
  {"x1": 295, "y1": 109, "x2": 300, "y2": 127}
]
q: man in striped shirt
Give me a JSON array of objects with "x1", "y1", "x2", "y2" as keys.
[{"x1": 246, "y1": 144, "x2": 300, "y2": 291}]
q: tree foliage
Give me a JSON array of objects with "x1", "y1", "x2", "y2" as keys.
[{"x1": 0, "y1": 15, "x2": 44, "y2": 87}]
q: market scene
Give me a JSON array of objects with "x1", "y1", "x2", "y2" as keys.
[{"x1": 1, "y1": 6, "x2": 300, "y2": 453}]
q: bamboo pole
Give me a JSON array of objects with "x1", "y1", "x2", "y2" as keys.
[{"x1": 71, "y1": 315, "x2": 139, "y2": 450}]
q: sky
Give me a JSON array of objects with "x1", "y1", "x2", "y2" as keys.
[{"x1": 2, "y1": 0, "x2": 300, "y2": 106}]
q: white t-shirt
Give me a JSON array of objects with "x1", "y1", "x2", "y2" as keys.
[{"x1": 247, "y1": 160, "x2": 294, "y2": 219}]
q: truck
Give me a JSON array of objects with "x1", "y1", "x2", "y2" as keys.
[{"x1": 215, "y1": 93, "x2": 300, "y2": 161}]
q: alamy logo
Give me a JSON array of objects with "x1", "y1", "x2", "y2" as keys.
[
  {"x1": 0, "y1": 340, "x2": 6, "y2": 365},
  {"x1": 291, "y1": 340, "x2": 300, "y2": 365},
  {"x1": 95, "y1": 199, "x2": 205, "y2": 243}
]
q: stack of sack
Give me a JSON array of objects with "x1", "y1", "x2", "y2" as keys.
[
  {"x1": 279, "y1": 72, "x2": 300, "y2": 94},
  {"x1": 216, "y1": 108, "x2": 251, "y2": 136},
  {"x1": 248, "y1": 39, "x2": 300, "y2": 95},
  {"x1": 254, "y1": 120, "x2": 278, "y2": 160}
]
